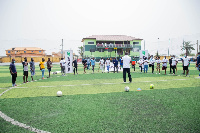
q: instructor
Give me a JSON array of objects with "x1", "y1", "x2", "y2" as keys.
[{"x1": 122, "y1": 52, "x2": 132, "y2": 83}]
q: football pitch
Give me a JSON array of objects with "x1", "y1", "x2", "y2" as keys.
[{"x1": 0, "y1": 63, "x2": 200, "y2": 132}]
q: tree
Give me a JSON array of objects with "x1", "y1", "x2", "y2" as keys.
[
  {"x1": 155, "y1": 50, "x2": 160, "y2": 57},
  {"x1": 181, "y1": 41, "x2": 195, "y2": 56},
  {"x1": 78, "y1": 46, "x2": 84, "y2": 59}
]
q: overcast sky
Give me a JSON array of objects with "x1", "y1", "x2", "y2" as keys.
[{"x1": 0, "y1": 0, "x2": 200, "y2": 56}]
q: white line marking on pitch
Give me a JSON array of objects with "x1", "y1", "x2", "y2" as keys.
[{"x1": 0, "y1": 87, "x2": 51, "y2": 132}]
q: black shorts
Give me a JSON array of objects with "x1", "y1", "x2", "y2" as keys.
[
  {"x1": 48, "y1": 68, "x2": 51, "y2": 72},
  {"x1": 183, "y1": 66, "x2": 188, "y2": 70},
  {"x1": 24, "y1": 71, "x2": 28, "y2": 76}
]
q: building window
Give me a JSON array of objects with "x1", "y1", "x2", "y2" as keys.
[
  {"x1": 24, "y1": 51, "x2": 26, "y2": 53},
  {"x1": 39, "y1": 51, "x2": 41, "y2": 52},
  {"x1": 8, "y1": 51, "x2": 10, "y2": 53},
  {"x1": 133, "y1": 42, "x2": 139, "y2": 45},
  {"x1": 88, "y1": 42, "x2": 94, "y2": 44}
]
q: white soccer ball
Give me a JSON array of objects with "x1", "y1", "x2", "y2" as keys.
[
  {"x1": 125, "y1": 86, "x2": 130, "y2": 92},
  {"x1": 57, "y1": 91, "x2": 62, "y2": 97}
]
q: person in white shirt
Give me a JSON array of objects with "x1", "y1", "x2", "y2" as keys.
[
  {"x1": 60, "y1": 58, "x2": 66, "y2": 76},
  {"x1": 162, "y1": 56, "x2": 168, "y2": 74},
  {"x1": 143, "y1": 57, "x2": 149, "y2": 73},
  {"x1": 106, "y1": 58, "x2": 110, "y2": 73},
  {"x1": 182, "y1": 56, "x2": 190, "y2": 76},
  {"x1": 99, "y1": 57, "x2": 104, "y2": 73},
  {"x1": 171, "y1": 55, "x2": 177, "y2": 75},
  {"x1": 122, "y1": 52, "x2": 132, "y2": 83},
  {"x1": 150, "y1": 55, "x2": 155, "y2": 73},
  {"x1": 138, "y1": 58, "x2": 144, "y2": 72},
  {"x1": 156, "y1": 57, "x2": 161, "y2": 74}
]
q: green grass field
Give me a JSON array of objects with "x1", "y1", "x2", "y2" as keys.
[{"x1": 0, "y1": 63, "x2": 200, "y2": 132}]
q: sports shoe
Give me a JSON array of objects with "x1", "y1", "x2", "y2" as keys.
[{"x1": 42, "y1": 77, "x2": 45, "y2": 79}]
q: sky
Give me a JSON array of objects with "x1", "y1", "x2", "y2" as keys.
[{"x1": 0, "y1": 0, "x2": 200, "y2": 57}]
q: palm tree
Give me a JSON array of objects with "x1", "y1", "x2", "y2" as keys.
[{"x1": 181, "y1": 41, "x2": 195, "y2": 56}]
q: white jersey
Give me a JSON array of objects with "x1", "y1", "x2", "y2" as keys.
[
  {"x1": 183, "y1": 58, "x2": 190, "y2": 66},
  {"x1": 122, "y1": 55, "x2": 131, "y2": 68},
  {"x1": 144, "y1": 60, "x2": 149, "y2": 65},
  {"x1": 156, "y1": 59, "x2": 161, "y2": 64},
  {"x1": 162, "y1": 58, "x2": 168, "y2": 67},
  {"x1": 172, "y1": 58, "x2": 177, "y2": 66},
  {"x1": 100, "y1": 59, "x2": 104, "y2": 66},
  {"x1": 24, "y1": 62, "x2": 28, "y2": 71},
  {"x1": 150, "y1": 58, "x2": 155, "y2": 65},
  {"x1": 138, "y1": 59, "x2": 143, "y2": 66},
  {"x1": 106, "y1": 60, "x2": 110, "y2": 66},
  {"x1": 60, "y1": 60, "x2": 65, "y2": 66}
]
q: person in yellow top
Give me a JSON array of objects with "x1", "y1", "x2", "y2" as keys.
[{"x1": 39, "y1": 58, "x2": 45, "y2": 79}]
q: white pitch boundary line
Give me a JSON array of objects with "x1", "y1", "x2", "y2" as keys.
[
  {"x1": 0, "y1": 87, "x2": 51, "y2": 133},
  {"x1": 0, "y1": 75, "x2": 190, "y2": 133}
]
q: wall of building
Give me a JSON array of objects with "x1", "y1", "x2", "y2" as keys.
[
  {"x1": 6, "y1": 50, "x2": 45, "y2": 56},
  {"x1": 0, "y1": 56, "x2": 61, "y2": 63},
  {"x1": 84, "y1": 39, "x2": 142, "y2": 59}
]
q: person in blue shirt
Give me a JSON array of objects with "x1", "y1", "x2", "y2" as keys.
[
  {"x1": 113, "y1": 57, "x2": 118, "y2": 73},
  {"x1": 196, "y1": 52, "x2": 200, "y2": 77},
  {"x1": 119, "y1": 57, "x2": 123, "y2": 70},
  {"x1": 91, "y1": 57, "x2": 96, "y2": 73},
  {"x1": 9, "y1": 59, "x2": 17, "y2": 87}
]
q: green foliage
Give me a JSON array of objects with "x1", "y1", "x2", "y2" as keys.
[
  {"x1": 78, "y1": 46, "x2": 84, "y2": 59},
  {"x1": 181, "y1": 41, "x2": 195, "y2": 56}
]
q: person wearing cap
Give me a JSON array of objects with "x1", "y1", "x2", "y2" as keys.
[
  {"x1": 30, "y1": 58, "x2": 35, "y2": 81},
  {"x1": 196, "y1": 52, "x2": 200, "y2": 77},
  {"x1": 122, "y1": 52, "x2": 132, "y2": 83},
  {"x1": 39, "y1": 58, "x2": 45, "y2": 79},
  {"x1": 9, "y1": 59, "x2": 17, "y2": 87}
]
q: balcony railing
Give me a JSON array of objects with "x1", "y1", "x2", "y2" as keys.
[{"x1": 96, "y1": 44, "x2": 133, "y2": 48}]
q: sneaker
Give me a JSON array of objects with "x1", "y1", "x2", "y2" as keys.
[
  {"x1": 159, "y1": 73, "x2": 160, "y2": 74},
  {"x1": 42, "y1": 77, "x2": 45, "y2": 79}
]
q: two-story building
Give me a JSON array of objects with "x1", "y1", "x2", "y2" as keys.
[
  {"x1": 82, "y1": 35, "x2": 143, "y2": 60},
  {"x1": 6, "y1": 47, "x2": 45, "y2": 57}
]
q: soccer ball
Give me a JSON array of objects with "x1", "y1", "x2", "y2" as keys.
[
  {"x1": 125, "y1": 86, "x2": 130, "y2": 92},
  {"x1": 150, "y1": 84, "x2": 154, "y2": 89},
  {"x1": 57, "y1": 91, "x2": 62, "y2": 97}
]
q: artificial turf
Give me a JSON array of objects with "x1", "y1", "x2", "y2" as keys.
[{"x1": 0, "y1": 63, "x2": 200, "y2": 132}]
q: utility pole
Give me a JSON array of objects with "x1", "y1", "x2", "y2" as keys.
[
  {"x1": 197, "y1": 40, "x2": 198, "y2": 53},
  {"x1": 61, "y1": 39, "x2": 63, "y2": 58}
]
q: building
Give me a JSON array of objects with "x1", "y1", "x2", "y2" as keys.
[
  {"x1": 5, "y1": 47, "x2": 45, "y2": 57},
  {"x1": 82, "y1": 35, "x2": 143, "y2": 60}
]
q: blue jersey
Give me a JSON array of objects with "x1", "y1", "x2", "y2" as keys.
[
  {"x1": 91, "y1": 59, "x2": 95, "y2": 66},
  {"x1": 120, "y1": 59, "x2": 123, "y2": 65}
]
